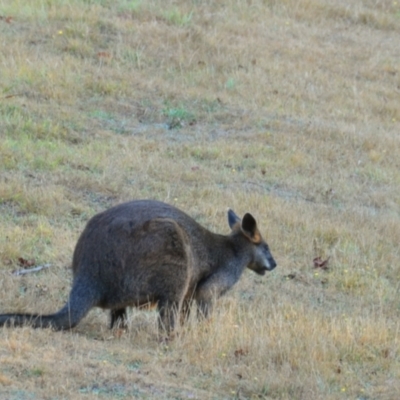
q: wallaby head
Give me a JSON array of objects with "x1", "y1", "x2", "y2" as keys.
[{"x1": 227, "y1": 209, "x2": 277, "y2": 275}]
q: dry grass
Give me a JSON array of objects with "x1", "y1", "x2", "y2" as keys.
[{"x1": 1, "y1": 0, "x2": 400, "y2": 398}]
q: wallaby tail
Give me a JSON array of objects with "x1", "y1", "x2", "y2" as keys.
[
  {"x1": 0, "y1": 278, "x2": 99, "y2": 330},
  {"x1": 0, "y1": 309, "x2": 80, "y2": 330}
]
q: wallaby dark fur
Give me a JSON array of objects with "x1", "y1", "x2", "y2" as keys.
[{"x1": 0, "y1": 200, "x2": 277, "y2": 332}]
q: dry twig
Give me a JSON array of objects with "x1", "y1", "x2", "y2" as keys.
[{"x1": 12, "y1": 264, "x2": 52, "y2": 276}]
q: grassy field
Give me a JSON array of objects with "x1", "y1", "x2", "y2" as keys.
[{"x1": 1, "y1": 0, "x2": 400, "y2": 398}]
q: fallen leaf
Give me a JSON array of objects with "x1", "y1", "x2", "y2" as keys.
[
  {"x1": 234, "y1": 348, "x2": 248, "y2": 358},
  {"x1": 4, "y1": 93, "x2": 24, "y2": 99},
  {"x1": 0, "y1": 16, "x2": 13, "y2": 23},
  {"x1": 97, "y1": 51, "x2": 112, "y2": 58},
  {"x1": 313, "y1": 256, "x2": 330, "y2": 270},
  {"x1": 382, "y1": 348, "x2": 390, "y2": 358},
  {"x1": 17, "y1": 257, "x2": 36, "y2": 268},
  {"x1": 0, "y1": 373, "x2": 13, "y2": 386}
]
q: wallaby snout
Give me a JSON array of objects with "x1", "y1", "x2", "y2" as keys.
[
  {"x1": 245, "y1": 238, "x2": 277, "y2": 276},
  {"x1": 266, "y1": 257, "x2": 277, "y2": 271},
  {"x1": 260, "y1": 255, "x2": 277, "y2": 274},
  {"x1": 0, "y1": 200, "x2": 277, "y2": 333}
]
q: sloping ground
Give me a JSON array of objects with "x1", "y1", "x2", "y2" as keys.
[{"x1": 0, "y1": 0, "x2": 399, "y2": 398}]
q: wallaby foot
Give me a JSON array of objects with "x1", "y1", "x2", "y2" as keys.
[
  {"x1": 110, "y1": 308, "x2": 127, "y2": 329},
  {"x1": 179, "y1": 300, "x2": 193, "y2": 326},
  {"x1": 196, "y1": 299, "x2": 214, "y2": 320},
  {"x1": 157, "y1": 300, "x2": 182, "y2": 334}
]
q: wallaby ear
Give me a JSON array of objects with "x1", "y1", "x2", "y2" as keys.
[
  {"x1": 241, "y1": 213, "x2": 261, "y2": 243},
  {"x1": 227, "y1": 209, "x2": 241, "y2": 229}
]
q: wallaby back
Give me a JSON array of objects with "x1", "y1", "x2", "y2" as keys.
[{"x1": 0, "y1": 200, "x2": 277, "y2": 332}]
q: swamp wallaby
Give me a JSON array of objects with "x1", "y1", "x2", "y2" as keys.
[{"x1": 0, "y1": 200, "x2": 277, "y2": 332}]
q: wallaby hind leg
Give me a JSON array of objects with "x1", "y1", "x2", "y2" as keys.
[
  {"x1": 110, "y1": 308, "x2": 127, "y2": 329},
  {"x1": 156, "y1": 275, "x2": 191, "y2": 333},
  {"x1": 179, "y1": 299, "x2": 193, "y2": 325},
  {"x1": 157, "y1": 300, "x2": 182, "y2": 333},
  {"x1": 196, "y1": 300, "x2": 213, "y2": 319}
]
